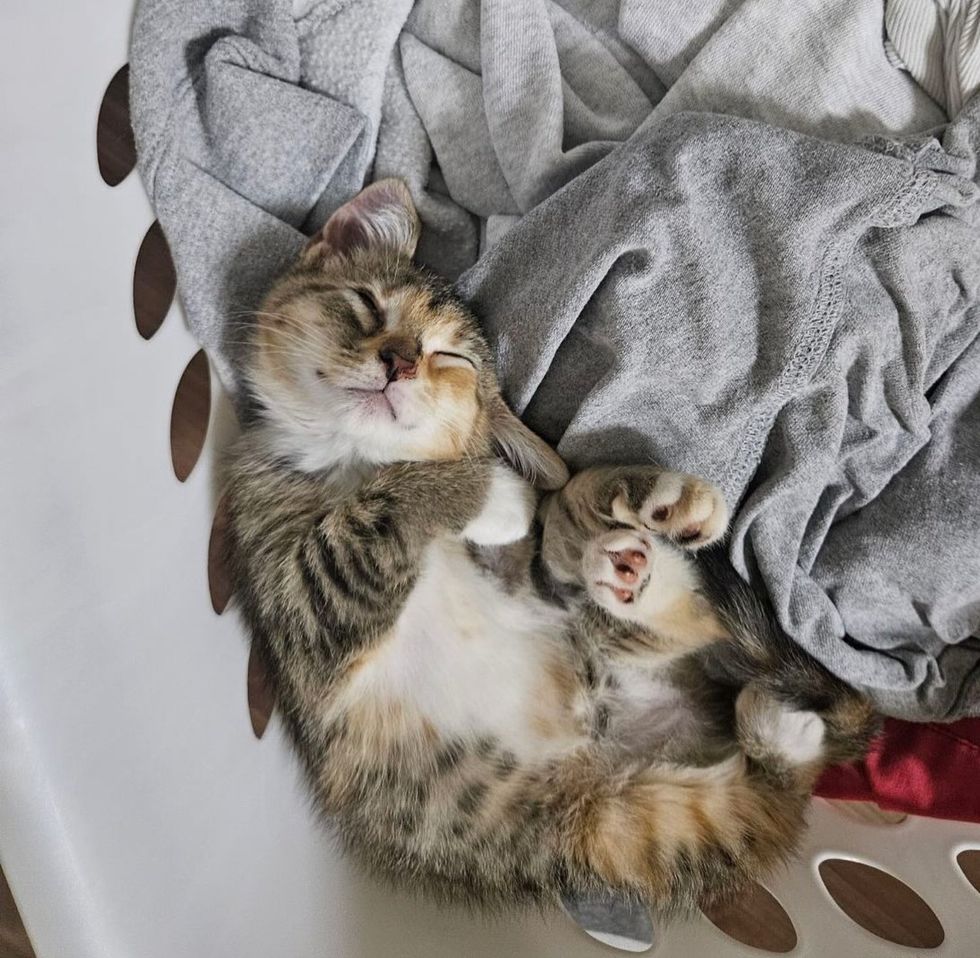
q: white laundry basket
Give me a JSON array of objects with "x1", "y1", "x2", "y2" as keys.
[{"x1": 1, "y1": 2, "x2": 979, "y2": 955}]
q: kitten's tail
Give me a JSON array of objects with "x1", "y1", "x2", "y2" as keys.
[
  {"x1": 559, "y1": 731, "x2": 814, "y2": 913},
  {"x1": 694, "y1": 544, "x2": 881, "y2": 764}
]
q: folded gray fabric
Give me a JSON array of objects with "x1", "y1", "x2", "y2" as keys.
[{"x1": 130, "y1": 0, "x2": 980, "y2": 720}]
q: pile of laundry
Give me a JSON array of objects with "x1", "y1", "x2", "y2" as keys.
[{"x1": 130, "y1": 0, "x2": 980, "y2": 722}]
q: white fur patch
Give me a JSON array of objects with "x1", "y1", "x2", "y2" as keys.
[
  {"x1": 462, "y1": 463, "x2": 536, "y2": 546},
  {"x1": 342, "y1": 540, "x2": 576, "y2": 761},
  {"x1": 745, "y1": 693, "x2": 825, "y2": 764}
]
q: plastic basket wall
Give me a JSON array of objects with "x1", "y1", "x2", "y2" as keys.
[{"x1": 1, "y1": 2, "x2": 978, "y2": 955}]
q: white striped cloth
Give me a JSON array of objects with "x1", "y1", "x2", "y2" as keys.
[{"x1": 886, "y1": 0, "x2": 980, "y2": 115}]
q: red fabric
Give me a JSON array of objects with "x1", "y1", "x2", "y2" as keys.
[{"x1": 815, "y1": 717, "x2": 980, "y2": 823}]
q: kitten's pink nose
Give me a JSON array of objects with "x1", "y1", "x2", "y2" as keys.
[{"x1": 379, "y1": 343, "x2": 418, "y2": 381}]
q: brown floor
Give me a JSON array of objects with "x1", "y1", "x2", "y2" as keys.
[{"x1": 0, "y1": 868, "x2": 35, "y2": 958}]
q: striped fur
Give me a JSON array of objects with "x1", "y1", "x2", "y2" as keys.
[{"x1": 224, "y1": 180, "x2": 878, "y2": 918}]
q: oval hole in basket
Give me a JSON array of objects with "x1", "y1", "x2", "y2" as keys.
[
  {"x1": 247, "y1": 645, "x2": 275, "y2": 739},
  {"x1": 134, "y1": 221, "x2": 176, "y2": 339},
  {"x1": 560, "y1": 890, "x2": 655, "y2": 953},
  {"x1": 818, "y1": 859, "x2": 944, "y2": 949},
  {"x1": 957, "y1": 850, "x2": 980, "y2": 896},
  {"x1": 97, "y1": 64, "x2": 137, "y2": 186},
  {"x1": 170, "y1": 350, "x2": 210, "y2": 482},
  {"x1": 702, "y1": 882, "x2": 796, "y2": 953},
  {"x1": 0, "y1": 868, "x2": 33, "y2": 958},
  {"x1": 208, "y1": 492, "x2": 234, "y2": 614}
]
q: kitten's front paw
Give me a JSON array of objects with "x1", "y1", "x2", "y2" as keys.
[
  {"x1": 463, "y1": 463, "x2": 536, "y2": 546},
  {"x1": 583, "y1": 529, "x2": 653, "y2": 614},
  {"x1": 611, "y1": 470, "x2": 728, "y2": 549}
]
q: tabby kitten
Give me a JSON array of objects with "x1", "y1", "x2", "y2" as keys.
[{"x1": 225, "y1": 180, "x2": 876, "y2": 917}]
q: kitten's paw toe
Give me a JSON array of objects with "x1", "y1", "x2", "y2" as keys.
[
  {"x1": 736, "y1": 686, "x2": 825, "y2": 764},
  {"x1": 463, "y1": 463, "x2": 536, "y2": 546},
  {"x1": 616, "y1": 472, "x2": 728, "y2": 549},
  {"x1": 584, "y1": 530, "x2": 651, "y2": 613}
]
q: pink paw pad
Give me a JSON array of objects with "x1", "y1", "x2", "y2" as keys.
[
  {"x1": 605, "y1": 548, "x2": 647, "y2": 602},
  {"x1": 586, "y1": 532, "x2": 651, "y2": 606},
  {"x1": 607, "y1": 548, "x2": 647, "y2": 588}
]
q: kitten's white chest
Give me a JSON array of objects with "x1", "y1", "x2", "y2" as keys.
[{"x1": 350, "y1": 539, "x2": 575, "y2": 760}]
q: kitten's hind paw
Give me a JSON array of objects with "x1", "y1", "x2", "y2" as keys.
[
  {"x1": 611, "y1": 471, "x2": 728, "y2": 550},
  {"x1": 736, "y1": 685, "x2": 825, "y2": 765},
  {"x1": 584, "y1": 529, "x2": 653, "y2": 613}
]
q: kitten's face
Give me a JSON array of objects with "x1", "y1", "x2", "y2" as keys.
[
  {"x1": 252, "y1": 259, "x2": 489, "y2": 464},
  {"x1": 245, "y1": 180, "x2": 568, "y2": 489}
]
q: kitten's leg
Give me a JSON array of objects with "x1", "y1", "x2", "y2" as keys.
[
  {"x1": 541, "y1": 466, "x2": 729, "y2": 643},
  {"x1": 540, "y1": 465, "x2": 728, "y2": 586},
  {"x1": 735, "y1": 684, "x2": 826, "y2": 783},
  {"x1": 305, "y1": 459, "x2": 494, "y2": 639}
]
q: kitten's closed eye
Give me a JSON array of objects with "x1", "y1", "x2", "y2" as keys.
[
  {"x1": 431, "y1": 351, "x2": 477, "y2": 371},
  {"x1": 353, "y1": 288, "x2": 385, "y2": 333}
]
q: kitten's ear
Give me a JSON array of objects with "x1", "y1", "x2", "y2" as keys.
[
  {"x1": 304, "y1": 179, "x2": 420, "y2": 262},
  {"x1": 489, "y1": 396, "x2": 569, "y2": 491}
]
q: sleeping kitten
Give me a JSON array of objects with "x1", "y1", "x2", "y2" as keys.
[{"x1": 224, "y1": 180, "x2": 877, "y2": 917}]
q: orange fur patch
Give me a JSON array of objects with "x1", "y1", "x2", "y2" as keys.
[
  {"x1": 654, "y1": 592, "x2": 729, "y2": 651},
  {"x1": 530, "y1": 656, "x2": 586, "y2": 743}
]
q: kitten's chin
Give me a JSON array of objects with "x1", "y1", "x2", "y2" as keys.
[
  {"x1": 251, "y1": 386, "x2": 476, "y2": 473},
  {"x1": 348, "y1": 389, "x2": 397, "y2": 421},
  {"x1": 254, "y1": 412, "x2": 441, "y2": 476}
]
